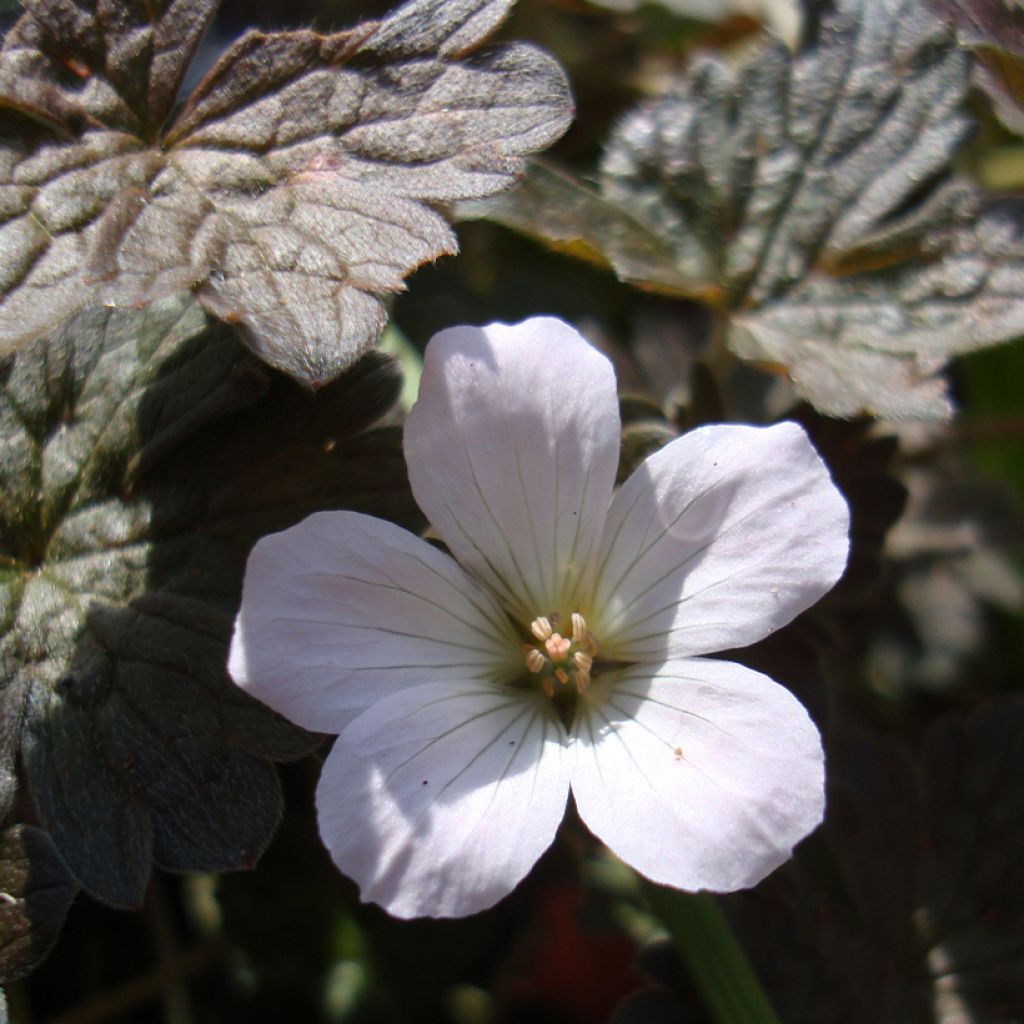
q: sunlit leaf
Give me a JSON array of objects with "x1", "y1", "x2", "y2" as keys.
[
  {"x1": 475, "y1": 0, "x2": 1024, "y2": 419},
  {"x1": 0, "y1": 0, "x2": 572, "y2": 385},
  {"x1": 731, "y1": 201, "x2": 1024, "y2": 418}
]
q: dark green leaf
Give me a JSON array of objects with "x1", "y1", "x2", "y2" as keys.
[
  {"x1": 0, "y1": 824, "x2": 78, "y2": 983},
  {"x1": 919, "y1": 698, "x2": 1024, "y2": 1021},
  {"x1": 0, "y1": 0, "x2": 572, "y2": 385},
  {"x1": 1, "y1": 294, "x2": 417, "y2": 907},
  {"x1": 729, "y1": 701, "x2": 1024, "y2": 1023}
]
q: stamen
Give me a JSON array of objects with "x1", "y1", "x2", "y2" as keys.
[
  {"x1": 571, "y1": 612, "x2": 587, "y2": 644},
  {"x1": 573, "y1": 651, "x2": 593, "y2": 673},
  {"x1": 525, "y1": 649, "x2": 546, "y2": 674},
  {"x1": 531, "y1": 616, "x2": 553, "y2": 641},
  {"x1": 526, "y1": 610, "x2": 600, "y2": 699}
]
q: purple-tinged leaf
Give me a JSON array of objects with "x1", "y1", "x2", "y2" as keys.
[
  {"x1": 0, "y1": 0, "x2": 218, "y2": 137},
  {"x1": 0, "y1": 0, "x2": 572, "y2": 385},
  {"x1": 731, "y1": 201, "x2": 1024, "y2": 418},
  {"x1": 927, "y1": 0, "x2": 1024, "y2": 135}
]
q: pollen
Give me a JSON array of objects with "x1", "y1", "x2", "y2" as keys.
[{"x1": 522, "y1": 612, "x2": 598, "y2": 697}]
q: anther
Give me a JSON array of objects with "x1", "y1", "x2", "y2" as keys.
[
  {"x1": 525, "y1": 649, "x2": 546, "y2": 674},
  {"x1": 531, "y1": 616, "x2": 553, "y2": 641},
  {"x1": 571, "y1": 613, "x2": 587, "y2": 644},
  {"x1": 527, "y1": 610, "x2": 601, "y2": 699}
]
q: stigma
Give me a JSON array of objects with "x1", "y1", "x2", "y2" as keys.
[{"x1": 523, "y1": 612, "x2": 598, "y2": 697}]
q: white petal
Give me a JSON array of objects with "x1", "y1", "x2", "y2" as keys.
[
  {"x1": 317, "y1": 682, "x2": 570, "y2": 918},
  {"x1": 404, "y1": 318, "x2": 620, "y2": 624},
  {"x1": 228, "y1": 511, "x2": 520, "y2": 732},
  {"x1": 588, "y1": 422, "x2": 849, "y2": 659},
  {"x1": 571, "y1": 658, "x2": 824, "y2": 892}
]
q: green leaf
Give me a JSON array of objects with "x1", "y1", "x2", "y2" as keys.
[
  {"x1": 0, "y1": 824, "x2": 78, "y2": 983},
  {"x1": 1, "y1": 294, "x2": 417, "y2": 907},
  {"x1": 0, "y1": 0, "x2": 572, "y2": 386}
]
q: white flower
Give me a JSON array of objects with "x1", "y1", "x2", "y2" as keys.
[{"x1": 228, "y1": 317, "x2": 850, "y2": 919}]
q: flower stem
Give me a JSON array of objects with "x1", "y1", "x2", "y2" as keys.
[{"x1": 643, "y1": 883, "x2": 781, "y2": 1024}]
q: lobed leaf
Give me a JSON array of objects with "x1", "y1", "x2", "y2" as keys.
[
  {"x1": 0, "y1": 0, "x2": 572, "y2": 386},
  {"x1": 475, "y1": 0, "x2": 1024, "y2": 419},
  {"x1": 731, "y1": 200, "x2": 1024, "y2": 418},
  {"x1": 0, "y1": 294, "x2": 418, "y2": 907}
]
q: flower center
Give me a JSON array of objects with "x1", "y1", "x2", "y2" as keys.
[{"x1": 522, "y1": 612, "x2": 598, "y2": 697}]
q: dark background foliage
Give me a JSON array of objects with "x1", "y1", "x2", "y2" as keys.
[{"x1": 1, "y1": 0, "x2": 1023, "y2": 1022}]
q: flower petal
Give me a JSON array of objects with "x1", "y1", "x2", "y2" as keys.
[
  {"x1": 404, "y1": 318, "x2": 620, "y2": 624},
  {"x1": 228, "y1": 511, "x2": 519, "y2": 732},
  {"x1": 588, "y1": 422, "x2": 849, "y2": 659},
  {"x1": 317, "y1": 682, "x2": 570, "y2": 918},
  {"x1": 571, "y1": 658, "x2": 824, "y2": 892}
]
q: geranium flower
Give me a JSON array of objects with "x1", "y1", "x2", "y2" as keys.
[{"x1": 228, "y1": 318, "x2": 849, "y2": 919}]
